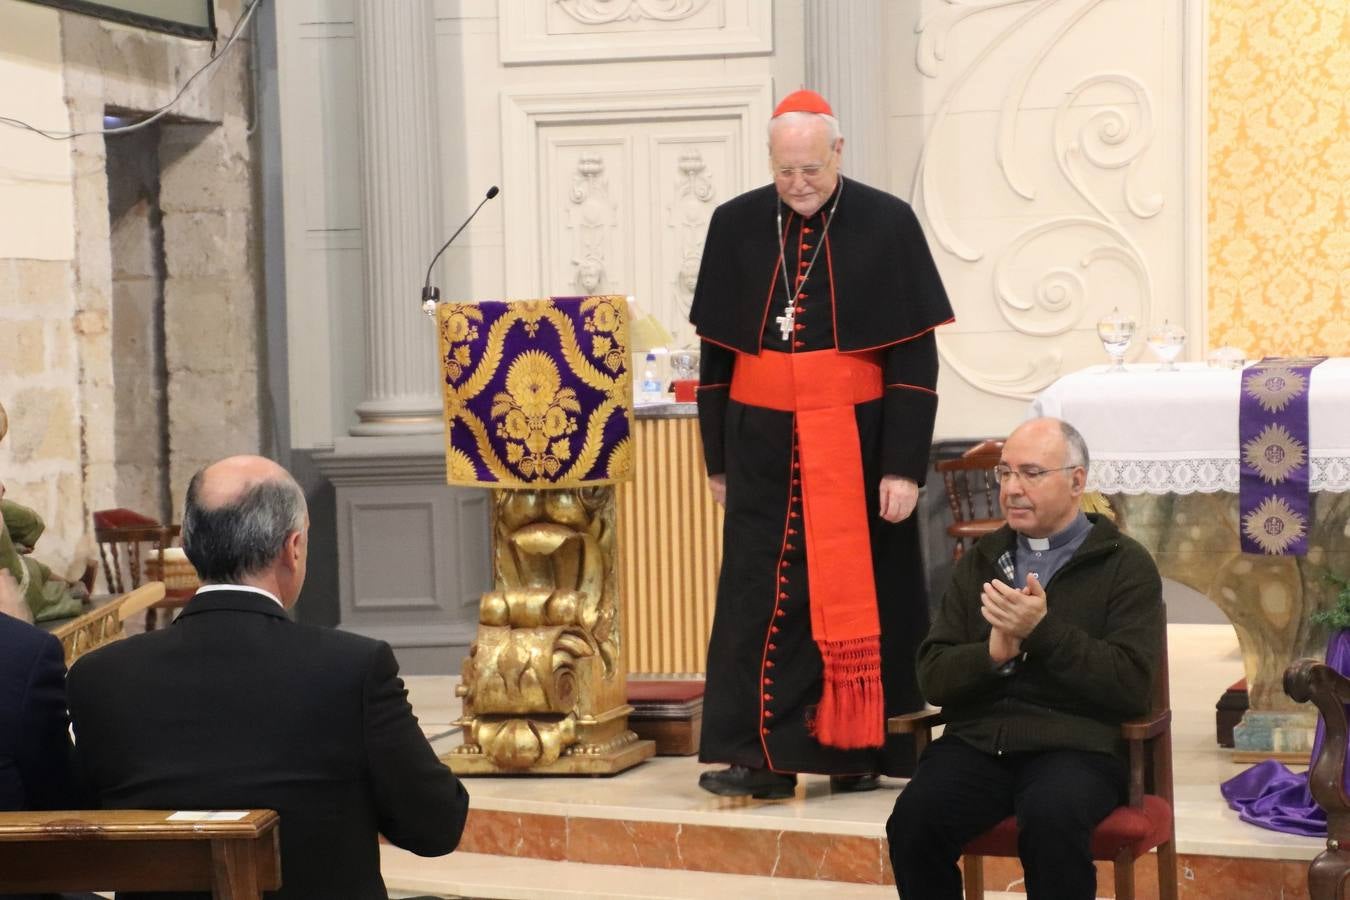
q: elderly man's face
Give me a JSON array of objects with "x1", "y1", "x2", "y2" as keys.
[
  {"x1": 769, "y1": 117, "x2": 841, "y2": 218},
  {"x1": 998, "y1": 421, "x2": 1085, "y2": 539}
]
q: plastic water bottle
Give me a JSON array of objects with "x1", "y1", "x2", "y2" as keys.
[{"x1": 640, "y1": 353, "x2": 662, "y2": 402}]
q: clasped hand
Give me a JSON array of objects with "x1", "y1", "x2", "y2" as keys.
[{"x1": 982, "y1": 574, "x2": 1046, "y2": 664}]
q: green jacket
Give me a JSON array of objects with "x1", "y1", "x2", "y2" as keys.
[{"x1": 918, "y1": 514, "x2": 1164, "y2": 757}]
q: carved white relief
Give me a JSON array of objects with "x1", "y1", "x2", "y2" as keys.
[
  {"x1": 913, "y1": 0, "x2": 1166, "y2": 400},
  {"x1": 667, "y1": 148, "x2": 716, "y2": 320},
  {"x1": 567, "y1": 152, "x2": 617, "y2": 294},
  {"x1": 555, "y1": 0, "x2": 712, "y2": 25}
]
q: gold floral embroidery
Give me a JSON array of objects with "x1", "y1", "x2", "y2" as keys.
[
  {"x1": 1241, "y1": 495, "x2": 1307, "y2": 555},
  {"x1": 1242, "y1": 365, "x2": 1308, "y2": 414},
  {"x1": 1241, "y1": 423, "x2": 1307, "y2": 485},
  {"x1": 491, "y1": 351, "x2": 581, "y2": 479},
  {"x1": 437, "y1": 297, "x2": 632, "y2": 486}
]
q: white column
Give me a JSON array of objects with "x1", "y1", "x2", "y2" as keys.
[
  {"x1": 350, "y1": 0, "x2": 444, "y2": 435},
  {"x1": 804, "y1": 0, "x2": 887, "y2": 189}
]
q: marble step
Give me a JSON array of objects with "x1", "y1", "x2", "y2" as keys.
[{"x1": 382, "y1": 849, "x2": 1069, "y2": 900}]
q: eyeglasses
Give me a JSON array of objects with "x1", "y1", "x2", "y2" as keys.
[
  {"x1": 772, "y1": 161, "x2": 833, "y2": 180},
  {"x1": 993, "y1": 464, "x2": 1078, "y2": 485}
]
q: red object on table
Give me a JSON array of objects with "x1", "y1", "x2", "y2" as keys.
[{"x1": 672, "y1": 379, "x2": 698, "y2": 403}]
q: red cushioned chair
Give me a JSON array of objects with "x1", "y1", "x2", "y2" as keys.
[
  {"x1": 936, "y1": 440, "x2": 1005, "y2": 562},
  {"x1": 889, "y1": 615, "x2": 1177, "y2": 899}
]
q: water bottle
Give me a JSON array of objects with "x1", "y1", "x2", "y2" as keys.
[{"x1": 640, "y1": 353, "x2": 662, "y2": 402}]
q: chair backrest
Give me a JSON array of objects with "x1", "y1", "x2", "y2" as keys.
[
  {"x1": 934, "y1": 439, "x2": 1005, "y2": 560},
  {"x1": 1134, "y1": 616, "x2": 1173, "y2": 808},
  {"x1": 93, "y1": 508, "x2": 180, "y2": 595},
  {"x1": 1285, "y1": 653, "x2": 1350, "y2": 900},
  {"x1": 0, "y1": 808, "x2": 281, "y2": 898}
]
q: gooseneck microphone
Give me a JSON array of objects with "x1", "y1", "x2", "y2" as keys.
[{"x1": 421, "y1": 185, "x2": 500, "y2": 312}]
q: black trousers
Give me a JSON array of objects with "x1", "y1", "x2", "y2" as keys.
[{"x1": 887, "y1": 735, "x2": 1125, "y2": 900}]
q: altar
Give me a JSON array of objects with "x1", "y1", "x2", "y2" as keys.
[{"x1": 1031, "y1": 360, "x2": 1350, "y2": 757}]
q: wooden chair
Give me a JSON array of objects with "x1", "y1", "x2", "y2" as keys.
[
  {"x1": 889, "y1": 620, "x2": 1177, "y2": 899},
  {"x1": 47, "y1": 582, "x2": 167, "y2": 665},
  {"x1": 93, "y1": 508, "x2": 195, "y2": 629},
  {"x1": 936, "y1": 440, "x2": 1005, "y2": 561},
  {"x1": 0, "y1": 808, "x2": 280, "y2": 899},
  {"x1": 1284, "y1": 657, "x2": 1350, "y2": 900}
]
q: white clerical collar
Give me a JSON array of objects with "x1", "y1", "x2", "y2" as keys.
[
  {"x1": 195, "y1": 583, "x2": 285, "y2": 609},
  {"x1": 1026, "y1": 536, "x2": 1051, "y2": 551}
]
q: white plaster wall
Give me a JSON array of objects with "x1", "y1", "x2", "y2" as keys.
[
  {"x1": 275, "y1": 0, "x2": 1201, "y2": 449},
  {"x1": 275, "y1": 0, "x2": 804, "y2": 449},
  {"x1": 0, "y1": 0, "x2": 74, "y2": 261},
  {"x1": 887, "y1": 0, "x2": 1204, "y2": 441}
]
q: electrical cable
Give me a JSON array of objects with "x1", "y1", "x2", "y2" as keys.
[{"x1": 0, "y1": 0, "x2": 263, "y2": 141}]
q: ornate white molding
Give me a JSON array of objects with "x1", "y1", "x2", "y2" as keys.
[
  {"x1": 667, "y1": 148, "x2": 715, "y2": 321},
  {"x1": 912, "y1": 0, "x2": 1169, "y2": 401},
  {"x1": 567, "y1": 151, "x2": 617, "y2": 294},
  {"x1": 499, "y1": 0, "x2": 770, "y2": 64},
  {"x1": 555, "y1": 0, "x2": 711, "y2": 25},
  {"x1": 499, "y1": 78, "x2": 771, "y2": 301}
]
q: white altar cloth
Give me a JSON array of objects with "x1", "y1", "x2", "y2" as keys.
[{"x1": 1029, "y1": 360, "x2": 1350, "y2": 495}]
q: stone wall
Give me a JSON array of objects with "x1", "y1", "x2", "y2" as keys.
[
  {"x1": 60, "y1": 0, "x2": 264, "y2": 521},
  {"x1": 0, "y1": 0, "x2": 264, "y2": 581}
]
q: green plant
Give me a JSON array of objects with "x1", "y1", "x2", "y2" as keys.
[{"x1": 1309, "y1": 572, "x2": 1350, "y2": 630}]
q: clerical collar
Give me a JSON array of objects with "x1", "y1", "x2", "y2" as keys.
[{"x1": 1017, "y1": 511, "x2": 1091, "y2": 553}]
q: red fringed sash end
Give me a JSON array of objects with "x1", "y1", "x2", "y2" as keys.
[{"x1": 812, "y1": 635, "x2": 885, "y2": 749}]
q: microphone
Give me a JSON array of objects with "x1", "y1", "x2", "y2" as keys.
[{"x1": 421, "y1": 185, "x2": 500, "y2": 315}]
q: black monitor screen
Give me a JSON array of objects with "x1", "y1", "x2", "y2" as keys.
[{"x1": 19, "y1": 0, "x2": 215, "y2": 40}]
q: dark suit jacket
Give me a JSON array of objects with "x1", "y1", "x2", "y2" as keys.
[
  {"x1": 0, "y1": 613, "x2": 78, "y2": 900},
  {"x1": 0, "y1": 613, "x2": 75, "y2": 813},
  {"x1": 67, "y1": 590, "x2": 470, "y2": 900}
]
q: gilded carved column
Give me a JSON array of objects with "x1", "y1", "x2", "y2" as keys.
[
  {"x1": 351, "y1": 0, "x2": 444, "y2": 435},
  {"x1": 805, "y1": 0, "x2": 887, "y2": 188}
]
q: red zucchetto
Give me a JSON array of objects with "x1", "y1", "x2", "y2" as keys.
[{"x1": 772, "y1": 89, "x2": 833, "y2": 118}]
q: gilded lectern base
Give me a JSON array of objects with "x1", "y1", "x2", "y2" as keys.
[{"x1": 441, "y1": 735, "x2": 655, "y2": 776}]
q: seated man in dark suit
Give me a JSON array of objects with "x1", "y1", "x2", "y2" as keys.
[
  {"x1": 0, "y1": 568, "x2": 85, "y2": 900},
  {"x1": 887, "y1": 418, "x2": 1164, "y2": 900},
  {"x1": 68, "y1": 456, "x2": 470, "y2": 900}
]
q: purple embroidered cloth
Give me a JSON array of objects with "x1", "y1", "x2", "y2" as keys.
[
  {"x1": 1219, "y1": 630, "x2": 1350, "y2": 836},
  {"x1": 1238, "y1": 357, "x2": 1326, "y2": 556},
  {"x1": 435, "y1": 296, "x2": 634, "y2": 488}
]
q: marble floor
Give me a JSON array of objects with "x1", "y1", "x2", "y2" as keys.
[{"x1": 387, "y1": 624, "x2": 1323, "y2": 899}]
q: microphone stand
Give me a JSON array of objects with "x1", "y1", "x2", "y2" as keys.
[{"x1": 421, "y1": 185, "x2": 500, "y2": 316}]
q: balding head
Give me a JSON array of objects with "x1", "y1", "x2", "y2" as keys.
[
  {"x1": 998, "y1": 417, "x2": 1089, "y2": 539},
  {"x1": 182, "y1": 456, "x2": 309, "y2": 604}
]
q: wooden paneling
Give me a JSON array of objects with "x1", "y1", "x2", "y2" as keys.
[{"x1": 617, "y1": 415, "x2": 721, "y2": 674}]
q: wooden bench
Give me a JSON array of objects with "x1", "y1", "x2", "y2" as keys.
[{"x1": 0, "y1": 809, "x2": 281, "y2": 899}]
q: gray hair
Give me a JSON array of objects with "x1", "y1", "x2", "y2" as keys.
[
  {"x1": 768, "y1": 110, "x2": 842, "y2": 146},
  {"x1": 1059, "y1": 420, "x2": 1090, "y2": 471},
  {"x1": 181, "y1": 469, "x2": 307, "y2": 583}
]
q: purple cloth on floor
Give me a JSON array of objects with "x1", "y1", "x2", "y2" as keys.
[{"x1": 1220, "y1": 630, "x2": 1350, "y2": 836}]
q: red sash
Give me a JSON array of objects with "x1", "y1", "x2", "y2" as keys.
[{"x1": 730, "y1": 348, "x2": 885, "y2": 749}]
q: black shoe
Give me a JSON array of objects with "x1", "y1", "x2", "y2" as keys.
[
  {"x1": 698, "y1": 765, "x2": 798, "y2": 799},
  {"x1": 829, "y1": 773, "x2": 880, "y2": 793}
]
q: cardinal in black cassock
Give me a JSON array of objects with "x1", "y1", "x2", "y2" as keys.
[{"x1": 690, "y1": 89, "x2": 955, "y2": 799}]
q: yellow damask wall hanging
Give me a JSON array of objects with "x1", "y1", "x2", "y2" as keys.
[{"x1": 1209, "y1": 1, "x2": 1349, "y2": 356}]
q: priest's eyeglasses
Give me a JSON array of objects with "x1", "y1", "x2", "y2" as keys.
[{"x1": 993, "y1": 464, "x2": 1077, "y2": 485}]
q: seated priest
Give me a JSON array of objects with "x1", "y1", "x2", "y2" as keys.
[
  {"x1": 887, "y1": 417, "x2": 1164, "y2": 900},
  {"x1": 67, "y1": 455, "x2": 470, "y2": 900}
]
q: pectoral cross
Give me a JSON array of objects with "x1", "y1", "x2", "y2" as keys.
[{"x1": 775, "y1": 304, "x2": 795, "y2": 341}]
